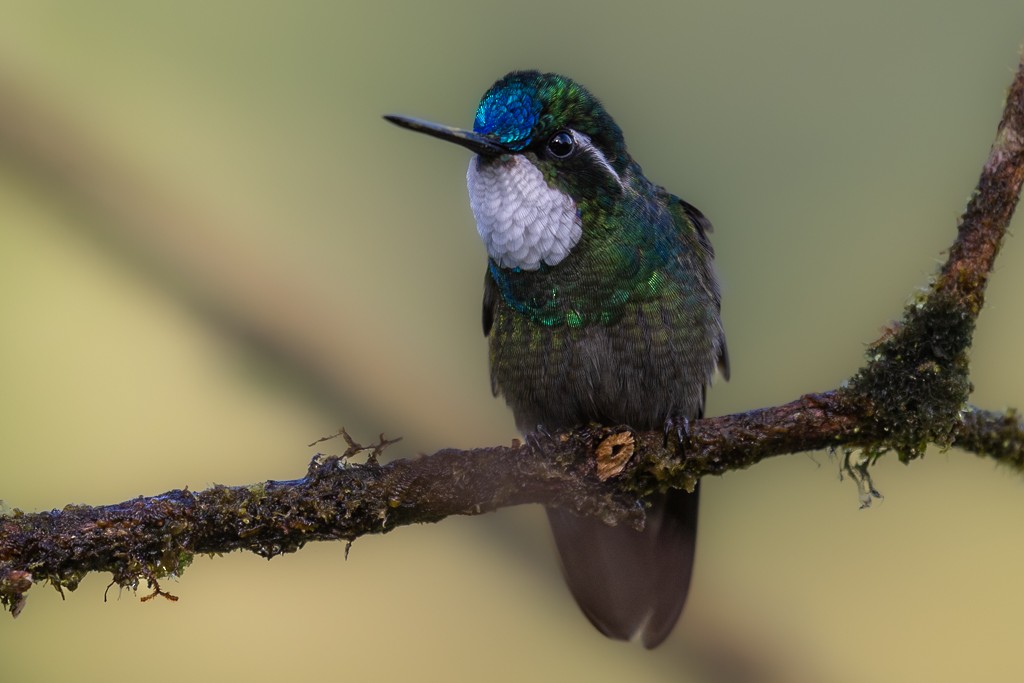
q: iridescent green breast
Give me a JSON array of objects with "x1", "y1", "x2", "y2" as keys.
[
  {"x1": 482, "y1": 189, "x2": 728, "y2": 431},
  {"x1": 484, "y1": 179, "x2": 703, "y2": 328}
]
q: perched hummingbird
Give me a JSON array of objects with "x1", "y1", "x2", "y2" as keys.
[{"x1": 386, "y1": 71, "x2": 728, "y2": 648}]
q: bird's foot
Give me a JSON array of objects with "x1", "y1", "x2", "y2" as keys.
[
  {"x1": 662, "y1": 414, "x2": 691, "y2": 452},
  {"x1": 525, "y1": 424, "x2": 557, "y2": 452}
]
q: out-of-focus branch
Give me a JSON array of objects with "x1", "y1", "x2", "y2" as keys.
[
  {"x1": 1, "y1": 52, "x2": 1023, "y2": 617},
  {"x1": 0, "y1": 66, "x2": 384, "y2": 430}
]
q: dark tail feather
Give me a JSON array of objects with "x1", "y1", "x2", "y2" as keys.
[{"x1": 546, "y1": 485, "x2": 699, "y2": 648}]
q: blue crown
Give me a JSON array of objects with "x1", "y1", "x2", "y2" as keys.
[{"x1": 473, "y1": 80, "x2": 542, "y2": 152}]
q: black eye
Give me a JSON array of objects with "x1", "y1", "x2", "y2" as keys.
[{"x1": 546, "y1": 131, "x2": 575, "y2": 159}]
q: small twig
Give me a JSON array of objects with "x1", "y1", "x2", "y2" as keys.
[{"x1": 139, "y1": 577, "x2": 179, "y2": 603}]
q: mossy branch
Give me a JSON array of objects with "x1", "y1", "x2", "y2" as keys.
[{"x1": 2, "y1": 52, "x2": 1024, "y2": 617}]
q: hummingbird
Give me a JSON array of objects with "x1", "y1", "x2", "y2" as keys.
[{"x1": 385, "y1": 71, "x2": 728, "y2": 648}]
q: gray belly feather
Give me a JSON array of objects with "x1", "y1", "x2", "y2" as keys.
[{"x1": 489, "y1": 298, "x2": 716, "y2": 432}]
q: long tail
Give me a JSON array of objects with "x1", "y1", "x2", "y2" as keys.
[{"x1": 545, "y1": 485, "x2": 699, "y2": 648}]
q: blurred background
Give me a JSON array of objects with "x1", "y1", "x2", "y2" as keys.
[{"x1": 2, "y1": 2, "x2": 1024, "y2": 681}]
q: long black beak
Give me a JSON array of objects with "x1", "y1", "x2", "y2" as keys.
[{"x1": 384, "y1": 114, "x2": 508, "y2": 157}]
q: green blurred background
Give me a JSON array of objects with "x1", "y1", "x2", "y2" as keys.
[{"x1": 2, "y1": 2, "x2": 1024, "y2": 681}]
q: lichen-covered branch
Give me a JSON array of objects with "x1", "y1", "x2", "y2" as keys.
[
  {"x1": 0, "y1": 396, "x2": 864, "y2": 617},
  {"x1": 2, "y1": 52, "x2": 1024, "y2": 618},
  {"x1": 955, "y1": 407, "x2": 1024, "y2": 469}
]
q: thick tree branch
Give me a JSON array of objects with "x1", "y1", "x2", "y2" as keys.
[{"x1": 2, "y1": 53, "x2": 1024, "y2": 616}]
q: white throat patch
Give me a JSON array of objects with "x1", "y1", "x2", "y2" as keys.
[{"x1": 466, "y1": 155, "x2": 582, "y2": 270}]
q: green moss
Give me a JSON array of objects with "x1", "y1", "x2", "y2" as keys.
[{"x1": 848, "y1": 288, "x2": 973, "y2": 462}]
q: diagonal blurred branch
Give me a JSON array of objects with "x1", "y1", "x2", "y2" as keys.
[
  {"x1": 1, "y1": 51, "x2": 1023, "y2": 627},
  {"x1": 0, "y1": 66, "x2": 383, "y2": 428}
]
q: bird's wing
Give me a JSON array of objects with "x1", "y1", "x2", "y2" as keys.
[{"x1": 670, "y1": 195, "x2": 730, "y2": 381}]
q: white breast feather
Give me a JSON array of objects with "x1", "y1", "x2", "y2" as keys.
[{"x1": 466, "y1": 155, "x2": 581, "y2": 270}]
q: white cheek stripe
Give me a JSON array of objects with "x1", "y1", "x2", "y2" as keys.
[
  {"x1": 574, "y1": 131, "x2": 625, "y2": 190},
  {"x1": 467, "y1": 155, "x2": 583, "y2": 271}
]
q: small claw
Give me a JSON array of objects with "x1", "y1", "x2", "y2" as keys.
[
  {"x1": 662, "y1": 414, "x2": 691, "y2": 451},
  {"x1": 525, "y1": 424, "x2": 556, "y2": 451},
  {"x1": 679, "y1": 416, "x2": 691, "y2": 442}
]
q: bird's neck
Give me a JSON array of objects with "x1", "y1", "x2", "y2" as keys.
[
  {"x1": 488, "y1": 185, "x2": 677, "y2": 328},
  {"x1": 467, "y1": 155, "x2": 583, "y2": 271}
]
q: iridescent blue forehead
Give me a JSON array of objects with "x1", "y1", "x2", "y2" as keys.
[{"x1": 473, "y1": 82, "x2": 542, "y2": 152}]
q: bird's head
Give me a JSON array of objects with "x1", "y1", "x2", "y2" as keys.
[{"x1": 387, "y1": 71, "x2": 632, "y2": 271}]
